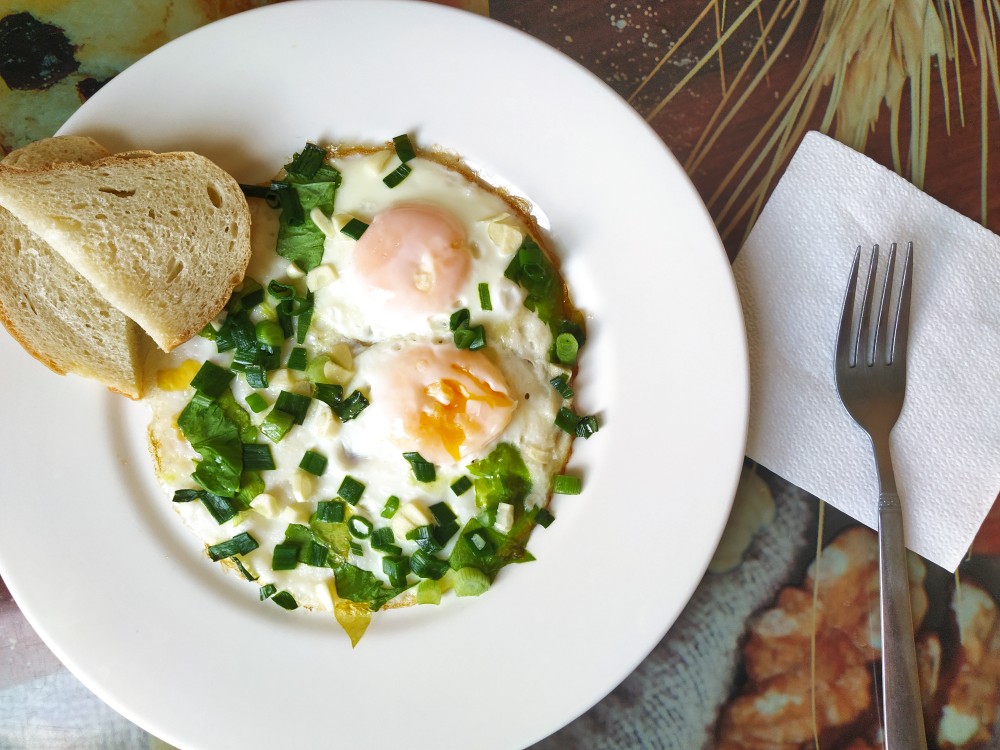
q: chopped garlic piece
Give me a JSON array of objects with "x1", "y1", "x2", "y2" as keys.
[
  {"x1": 329, "y1": 343, "x2": 353, "y2": 370},
  {"x1": 291, "y1": 472, "x2": 316, "y2": 503},
  {"x1": 279, "y1": 502, "x2": 312, "y2": 524},
  {"x1": 250, "y1": 492, "x2": 280, "y2": 519},
  {"x1": 484, "y1": 213, "x2": 524, "y2": 255},
  {"x1": 391, "y1": 500, "x2": 434, "y2": 537},
  {"x1": 306, "y1": 264, "x2": 338, "y2": 291},
  {"x1": 286, "y1": 261, "x2": 305, "y2": 279},
  {"x1": 495, "y1": 503, "x2": 514, "y2": 534},
  {"x1": 365, "y1": 149, "x2": 395, "y2": 173},
  {"x1": 310, "y1": 207, "x2": 338, "y2": 238}
]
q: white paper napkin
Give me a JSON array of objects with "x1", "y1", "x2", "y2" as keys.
[{"x1": 733, "y1": 130, "x2": 1000, "y2": 572}]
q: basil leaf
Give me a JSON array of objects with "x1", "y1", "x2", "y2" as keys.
[
  {"x1": 333, "y1": 563, "x2": 411, "y2": 611},
  {"x1": 177, "y1": 396, "x2": 243, "y2": 497}
]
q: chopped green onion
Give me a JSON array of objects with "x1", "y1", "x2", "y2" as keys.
[
  {"x1": 341, "y1": 218, "x2": 369, "y2": 240},
  {"x1": 433, "y1": 521, "x2": 459, "y2": 546},
  {"x1": 348, "y1": 516, "x2": 373, "y2": 539},
  {"x1": 303, "y1": 539, "x2": 329, "y2": 567},
  {"x1": 337, "y1": 476, "x2": 365, "y2": 505},
  {"x1": 450, "y1": 476, "x2": 472, "y2": 496},
  {"x1": 295, "y1": 300, "x2": 313, "y2": 344},
  {"x1": 332, "y1": 390, "x2": 369, "y2": 421},
  {"x1": 381, "y1": 495, "x2": 400, "y2": 518},
  {"x1": 270, "y1": 182, "x2": 305, "y2": 225},
  {"x1": 255, "y1": 320, "x2": 285, "y2": 347},
  {"x1": 208, "y1": 531, "x2": 259, "y2": 561},
  {"x1": 409, "y1": 549, "x2": 449, "y2": 580},
  {"x1": 190, "y1": 361, "x2": 234, "y2": 399},
  {"x1": 272, "y1": 542, "x2": 299, "y2": 570},
  {"x1": 314, "y1": 499, "x2": 345, "y2": 523},
  {"x1": 416, "y1": 579, "x2": 441, "y2": 605},
  {"x1": 200, "y1": 492, "x2": 239, "y2": 524},
  {"x1": 393, "y1": 134, "x2": 416, "y2": 162},
  {"x1": 449, "y1": 308, "x2": 470, "y2": 331},
  {"x1": 287, "y1": 346, "x2": 308, "y2": 371},
  {"x1": 299, "y1": 449, "x2": 327, "y2": 476},
  {"x1": 245, "y1": 392, "x2": 269, "y2": 413},
  {"x1": 478, "y1": 282, "x2": 492, "y2": 311},
  {"x1": 554, "y1": 407, "x2": 581, "y2": 435},
  {"x1": 313, "y1": 382, "x2": 344, "y2": 408},
  {"x1": 549, "y1": 373, "x2": 574, "y2": 399},
  {"x1": 370, "y1": 526, "x2": 396, "y2": 551},
  {"x1": 267, "y1": 280, "x2": 295, "y2": 300},
  {"x1": 453, "y1": 566, "x2": 491, "y2": 597},
  {"x1": 242, "y1": 443, "x2": 276, "y2": 471},
  {"x1": 553, "y1": 474, "x2": 582, "y2": 495},
  {"x1": 382, "y1": 163, "x2": 412, "y2": 188},
  {"x1": 244, "y1": 365, "x2": 269, "y2": 389},
  {"x1": 234, "y1": 558, "x2": 257, "y2": 581},
  {"x1": 462, "y1": 528, "x2": 495, "y2": 558},
  {"x1": 240, "y1": 182, "x2": 273, "y2": 201},
  {"x1": 576, "y1": 415, "x2": 599, "y2": 439},
  {"x1": 403, "y1": 452, "x2": 436, "y2": 482},
  {"x1": 453, "y1": 324, "x2": 486, "y2": 351},
  {"x1": 406, "y1": 525, "x2": 443, "y2": 554},
  {"x1": 554, "y1": 332, "x2": 579, "y2": 364},
  {"x1": 536, "y1": 508, "x2": 555, "y2": 527},
  {"x1": 271, "y1": 590, "x2": 298, "y2": 610},
  {"x1": 349, "y1": 541, "x2": 363, "y2": 556},
  {"x1": 382, "y1": 555, "x2": 410, "y2": 587},
  {"x1": 430, "y1": 502, "x2": 458, "y2": 525},
  {"x1": 274, "y1": 390, "x2": 310, "y2": 424},
  {"x1": 260, "y1": 408, "x2": 294, "y2": 443},
  {"x1": 198, "y1": 323, "x2": 217, "y2": 340},
  {"x1": 259, "y1": 583, "x2": 277, "y2": 600},
  {"x1": 171, "y1": 489, "x2": 201, "y2": 503},
  {"x1": 286, "y1": 142, "x2": 327, "y2": 180}
]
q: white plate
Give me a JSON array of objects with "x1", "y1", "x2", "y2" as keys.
[{"x1": 0, "y1": 1, "x2": 748, "y2": 748}]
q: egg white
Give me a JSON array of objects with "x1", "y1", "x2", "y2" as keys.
[{"x1": 145, "y1": 144, "x2": 579, "y2": 616}]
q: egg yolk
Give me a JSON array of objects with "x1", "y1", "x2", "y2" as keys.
[
  {"x1": 352, "y1": 203, "x2": 471, "y2": 313},
  {"x1": 381, "y1": 344, "x2": 515, "y2": 465}
]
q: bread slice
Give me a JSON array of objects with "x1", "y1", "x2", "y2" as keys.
[
  {"x1": 0, "y1": 138, "x2": 144, "y2": 397},
  {"x1": 0, "y1": 151, "x2": 251, "y2": 351}
]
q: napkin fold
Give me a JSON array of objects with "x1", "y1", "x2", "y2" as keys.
[{"x1": 733, "y1": 131, "x2": 1000, "y2": 572}]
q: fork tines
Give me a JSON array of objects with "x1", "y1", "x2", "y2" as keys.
[{"x1": 837, "y1": 242, "x2": 913, "y2": 370}]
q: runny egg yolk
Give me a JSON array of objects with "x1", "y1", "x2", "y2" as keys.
[
  {"x1": 352, "y1": 203, "x2": 471, "y2": 314},
  {"x1": 380, "y1": 344, "x2": 515, "y2": 465}
]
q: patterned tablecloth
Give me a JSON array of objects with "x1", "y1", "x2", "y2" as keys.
[{"x1": 2, "y1": 2, "x2": 999, "y2": 749}]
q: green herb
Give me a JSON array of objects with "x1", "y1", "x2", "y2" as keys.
[
  {"x1": 299, "y1": 450, "x2": 327, "y2": 476},
  {"x1": 554, "y1": 332, "x2": 579, "y2": 364},
  {"x1": 382, "y1": 555, "x2": 410, "y2": 587},
  {"x1": 245, "y1": 392, "x2": 269, "y2": 413},
  {"x1": 453, "y1": 566, "x2": 491, "y2": 597},
  {"x1": 190, "y1": 361, "x2": 234, "y2": 398},
  {"x1": 409, "y1": 549, "x2": 450, "y2": 580},
  {"x1": 337, "y1": 476, "x2": 365, "y2": 505},
  {"x1": 274, "y1": 148, "x2": 341, "y2": 272},
  {"x1": 403, "y1": 452, "x2": 436, "y2": 482},
  {"x1": 332, "y1": 390, "x2": 369, "y2": 421},
  {"x1": 274, "y1": 390, "x2": 310, "y2": 424},
  {"x1": 381, "y1": 495, "x2": 400, "y2": 518},
  {"x1": 552, "y1": 474, "x2": 582, "y2": 495},
  {"x1": 382, "y1": 163, "x2": 411, "y2": 188},
  {"x1": 549, "y1": 373, "x2": 574, "y2": 399},
  {"x1": 450, "y1": 476, "x2": 472, "y2": 496},
  {"x1": 242, "y1": 443, "x2": 275, "y2": 471},
  {"x1": 314, "y1": 500, "x2": 345, "y2": 523},
  {"x1": 177, "y1": 395, "x2": 243, "y2": 497},
  {"x1": 272, "y1": 542, "x2": 299, "y2": 571},
  {"x1": 333, "y1": 563, "x2": 410, "y2": 611},
  {"x1": 392, "y1": 134, "x2": 416, "y2": 162},
  {"x1": 478, "y1": 282, "x2": 492, "y2": 311},
  {"x1": 259, "y1": 583, "x2": 277, "y2": 600},
  {"x1": 260, "y1": 409, "x2": 294, "y2": 443},
  {"x1": 340, "y1": 218, "x2": 369, "y2": 240},
  {"x1": 271, "y1": 591, "x2": 298, "y2": 610},
  {"x1": 208, "y1": 531, "x2": 259, "y2": 561},
  {"x1": 468, "y1": 443, "x2": 531, "y2": 512}
]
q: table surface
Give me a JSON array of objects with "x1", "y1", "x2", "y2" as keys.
[{"x1": 1, "y1": 2, "x2": 998, "y2": 749}]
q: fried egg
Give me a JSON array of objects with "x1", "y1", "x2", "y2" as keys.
[{"x1": 145, "y1": 139, "x2": 587, "y2": 641}]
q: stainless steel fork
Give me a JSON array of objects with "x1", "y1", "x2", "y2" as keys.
[{"x1": 834, "y1": 242, "x2": 926, "y2": 750}]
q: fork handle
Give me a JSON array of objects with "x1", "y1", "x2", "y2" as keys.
[{"x1": 879, "y1": 492, "x2": 929, "y2": 750}]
